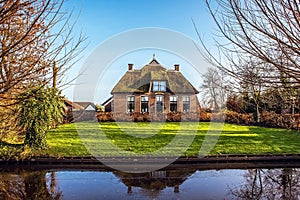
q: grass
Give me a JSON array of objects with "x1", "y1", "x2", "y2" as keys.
[
  {"x1": 2, "y1": 121, "x2": 300, "y2": 158},
  {"x1": 45, "y1": 122, "x2": 300, "y2": 157}
]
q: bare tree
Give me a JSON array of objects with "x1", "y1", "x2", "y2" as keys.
[
  {"x1": 0, "y1": 0, "x2": 85, "y2": 106},
  {"x1": 236, "y1": 58, "x2": 275, "y2": 123},
  {"x1": 0, "y1": 0, "x2": 85, "y2": 141},
  {"x1": 197, "y1": 0, "x2": 300, "y2": 86},
  {"x1": 200, "y1": 67, "x2": 230, "y2": 110}
]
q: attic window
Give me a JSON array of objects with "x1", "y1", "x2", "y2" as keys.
[{"x1": 153, "y1": 81, "x2": 166, "y2": 92}]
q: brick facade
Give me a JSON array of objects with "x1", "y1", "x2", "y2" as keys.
[{"x1": 112, "y1": 92, "x2": 200, "y2": 113}]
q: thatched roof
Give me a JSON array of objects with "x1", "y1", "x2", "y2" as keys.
[{"x1": 111, "y1": 58, "x2": 199, "y2": 94}]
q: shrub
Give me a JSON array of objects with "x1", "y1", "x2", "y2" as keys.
[{"x1": 19, "y1": 86, "x2": 63, "y2": 149}]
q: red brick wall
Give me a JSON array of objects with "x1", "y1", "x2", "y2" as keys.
[{"x1": 113, "y1": 93, "x2": 199, "y2": 113}]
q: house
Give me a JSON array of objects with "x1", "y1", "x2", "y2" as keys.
[
  {"x1": 110, "y1": 56, "x2": 200, "y2": 113},
  {"x1": 64, "y1": 100, "x2": 96, "y2": 112},
  {"x1": 73, "y1": 102, "x2": 97, "y2": 111},
  {"x1": 63, "y1": 99, "x2": 84, "y2": 112},
  {"x1": 63, "y1": 99, "x2": 97, "y2": 122},
  {"x1": 102, "y1": 96, "x2": 113, "y2": 112}
]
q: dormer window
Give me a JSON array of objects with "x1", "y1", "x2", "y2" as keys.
[{"x1": 153, "y1": 81, "x2": 166, "y2": 92}]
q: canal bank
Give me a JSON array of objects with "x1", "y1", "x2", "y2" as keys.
[{"x1": 1, "y1": 154, "x2": 300, "y2": 171}]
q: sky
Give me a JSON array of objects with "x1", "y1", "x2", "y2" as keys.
[{"x1": 61, "y1": 0, "x2": 218, "y2": 104}]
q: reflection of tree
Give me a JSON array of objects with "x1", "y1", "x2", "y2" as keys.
[
  {"x1": 230, "y1": 169, "x2": 263, "y2": 199},
  {"x1": 263, "y1": 168, "x2": 300, "y2": 199},
  {"x1": 230, "y1": 168, "x2": 300, "y2": 199},
  {"x1": 0, "y1": 170, "x2": 62, "y2": 200},
  {"x1": 0, "y1": 173, "x2": 26, "y2": 199}
]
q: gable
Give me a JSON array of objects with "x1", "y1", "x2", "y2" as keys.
[{"x1": 85, "y1": 105, "x2": 95, "y2": 111}]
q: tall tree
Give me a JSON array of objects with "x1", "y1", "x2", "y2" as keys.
[
  {"x1": 0, "y1": 0, "x2": 85, "y2": 144},
  {"x1": 236, "y1": 58, "x2": 273, "y2": 123},
  {"x1": 0, "y1": 0, "x2": 85, "y2": 106},
  {"x1": 197, "y1": 0, "x2": 300, "y2": 88},
  {"x1": 200, "y1": 67, "x2": 230, "y2": 110}
]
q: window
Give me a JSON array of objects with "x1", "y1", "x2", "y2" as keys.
[
  {"x1": 141, "y1": 96, "x2": 149, "y2": 112},
  {"x1": 182, "y1": 96, "x2": 190, "y2": 112},
  {"x1": 170, "y1": 96, "x2": 178, "y2": 112},
  {"x1": 153, "y1": 81, "x2": 166, "y2": 92},
  {"x1": 156, "y1": 95, "x2": 164, "y2": 113},
  {"x1": 127, "y1": 96, "x2": 135, "y2": 113}
]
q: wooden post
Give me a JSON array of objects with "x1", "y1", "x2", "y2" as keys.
[{"x1": 53, "y1": 60, "x2": 58, "y2": 89}]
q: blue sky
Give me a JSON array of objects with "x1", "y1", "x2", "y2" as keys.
[{"x1": 61, "y1": 0, "x2": 217, "y2": 104}]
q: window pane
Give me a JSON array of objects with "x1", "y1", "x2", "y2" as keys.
[
  {"x1": 182, "y1": 96, "x2": 190, "y2": 102},
  {"x1": 153, "y1": 81, "x2": 166, "y2": 92},
  {"x1": 170, "y1": 96, "x2": 177, "y2": 112},
  {"x1": 141, "y1": 96, "x2": 148, "y2": 101},
  {"x1": 182, "y1": 96, "x2": 190, "y2": 112},
  {"x1": 170, "y1": 96, "x2": 177, "y2": 102},
  {"x1": 141, "y1": 96, "x2": 149, "y2": 112},
  {"x1": 156, "y1": 95, "x2": 164, "y2": 112},
  {"x1": 153, "y1": 81, "x2": 159, "y2": 91},
  {"x1": 156, "y1": 95, "x2": 163, "y2": 102},
  {"x1": 127, "y1": 96, "x2": 135, "y2": 101},
  {"x1": 156, "y1": 102, "x2": 163, "y2": 112},
  {"x1": 160, "y1": 81, "x2": 166, "y2": 91},
  {"x1": 127, "y1": 96, "x2": 135, "y2": 112}
]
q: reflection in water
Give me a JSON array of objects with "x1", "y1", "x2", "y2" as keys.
[
  {"x1": 0, "y1": 170, "x2": 62, "y2": 200},
  {"x1": 113, "y1": 168, "x2": 196, "y2": 199},
  {"x1": 230, "y1": 168, "x2": 300, "y2": 199},
  {"x1": 1, "y1": 168, "x2": 300, "y2": 199}
]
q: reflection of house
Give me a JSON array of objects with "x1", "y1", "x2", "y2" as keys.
[
  {"x1": 110, "y1": 56, "x2": 200, "y2": 113},
  {"x1": 114, "y1": 169, "x2": 196, "y2": 196}
]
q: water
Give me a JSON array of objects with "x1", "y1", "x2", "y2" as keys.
[{"x1": 1, "y1": 167, "x2": 300, "y2": 199}]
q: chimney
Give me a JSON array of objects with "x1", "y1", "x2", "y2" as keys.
[
  {"x1": 128, "y1": 63, "x2": 133, "y2": 71},
  {"x1": 174, "y1": 64, "x2": 179, "y2": 71}
]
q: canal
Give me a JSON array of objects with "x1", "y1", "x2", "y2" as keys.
[{"x1": 1, "y1": 166, "x2": 300, "y2": 199}]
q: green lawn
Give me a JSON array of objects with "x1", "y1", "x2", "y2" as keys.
[
  {"x1": 2, "y1": 121, "x2": 300, "y2": 158},
  {"x1": 44, "y1": 122, "x2": 300, "y2": 157}
]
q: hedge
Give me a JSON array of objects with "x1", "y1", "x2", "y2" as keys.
[{"x1": 66, "y1": 110, "x2": 300, "y2": 130}]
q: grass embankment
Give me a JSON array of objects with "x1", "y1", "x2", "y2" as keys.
[{"x1": 1, "y1": 122, "x2": 300, "y2": 158}]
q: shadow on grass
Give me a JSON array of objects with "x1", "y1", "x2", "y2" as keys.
[{"x1": 0, "y1": 140, "x2": 24, "y2": 148}]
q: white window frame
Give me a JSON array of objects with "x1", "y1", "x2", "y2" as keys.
[
  {"x1": 140, "y1": 95, "x2": 149, "y2": 113},
  {"x1": 153, "y1": 81, "x2": 166, "y2": 92},
  {"x1": 155, "y1": 95, "x2": 164, "y2": 113},
  {"x1": 169, "y1": 95, "x2": 178, "y2": 112},
  {"x1": 126, "y1": 95, "x2": 135, "y2": 113},
  {"x1": 182, "y1": 96, "x2": 190, "y2": 112}
]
